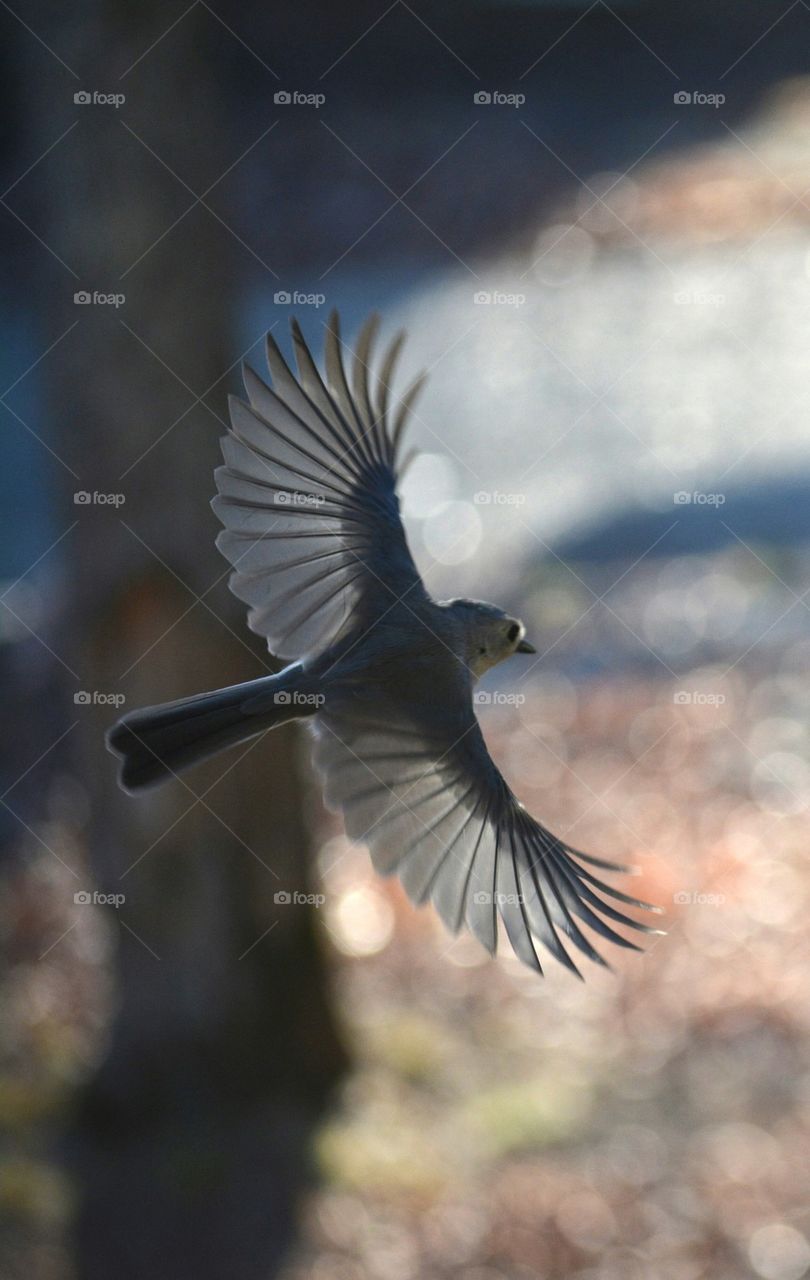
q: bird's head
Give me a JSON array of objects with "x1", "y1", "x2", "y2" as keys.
[{"x1": 444, "y1": 598, "x2": 536, "y2": 679}]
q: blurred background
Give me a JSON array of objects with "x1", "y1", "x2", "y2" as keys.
[{"x1": 2, "y1": 1, "x2": 810, "y2": 1277}]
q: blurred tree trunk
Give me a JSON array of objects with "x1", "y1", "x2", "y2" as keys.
[{"x1": 24, "y1": 4, "x2": 348, "y2": 1277}]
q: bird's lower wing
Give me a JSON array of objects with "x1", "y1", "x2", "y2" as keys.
[{"x1": 312, "y1": 671, "x2": 661, "y2": 977}]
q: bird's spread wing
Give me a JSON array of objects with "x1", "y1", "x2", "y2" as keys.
[
  {"x1": 312, "y1": 657, "x2": 661, "y2": 977},
  {"x1": 212, "y1": 311, "x2": 428, "y2": 660}
]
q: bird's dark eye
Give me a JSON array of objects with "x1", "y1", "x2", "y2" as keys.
[
  {"x1": 478, "y1": 646, "x2": 486, "y2": 655},
  {"x1": 507, "y1": 623, "x2": 520, "y2": 644}
]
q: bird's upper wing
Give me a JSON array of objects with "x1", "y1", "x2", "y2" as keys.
[
  {"x1": 212, "y1": 311, "x2": 429, "y2": 660},
  {"x1": 312, "y1": 652, "x2": 662, "y2": 977}
]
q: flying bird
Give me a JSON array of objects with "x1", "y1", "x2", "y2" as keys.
[{"x1": 108, "y1": 312, "x2": 661, "y2": 977}]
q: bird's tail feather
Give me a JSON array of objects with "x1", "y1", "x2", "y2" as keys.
[{"x1": 107, "y1": 667, "x2": 314, "y2": 792}]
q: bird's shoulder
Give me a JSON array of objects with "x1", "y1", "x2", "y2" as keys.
[{"x1": 313, "y1": 597, "x2": 471, "y2": 701}]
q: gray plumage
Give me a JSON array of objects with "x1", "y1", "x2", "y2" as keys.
[{"x1": 108, "y1": 311, "x2": 662, "y2": 978}]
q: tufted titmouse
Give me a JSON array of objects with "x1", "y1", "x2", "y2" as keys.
[{"x1": 108, "y1": 312, "x2": 661, "y2": 976}]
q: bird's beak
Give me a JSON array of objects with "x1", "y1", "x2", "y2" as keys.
[{"x1": 517, "y1": 638, "x2": 536, "y2": 654}]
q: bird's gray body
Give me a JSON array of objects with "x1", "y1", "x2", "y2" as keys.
[{"x1": 108, "y1": 312, "x2": 660, "y2": 977}]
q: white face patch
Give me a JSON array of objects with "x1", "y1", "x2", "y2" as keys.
[{"x1": 467, "y1": 617, "x2": 521, "y2": 680}]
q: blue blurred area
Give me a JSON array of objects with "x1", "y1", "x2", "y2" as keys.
[
  {"x1": 558, "y1": 475, "x2": 810, "y2": 563},
  {"x1": 0, "y1": 307, "x2": 58, "y2": 581},
  {"x1": 243, "y1": 266, "x2": 431, "y2": 365}
]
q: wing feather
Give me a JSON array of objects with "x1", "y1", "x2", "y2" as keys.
[
  {"x1": 311, "y1": 659, "x2": 662, "y2": 977},
  {"x1": 324, "y1": 311, "x2": 377, "y2": 469},
  {"x1": 391, "y1": 372, "x2": 428, "y2": 460},
  {"x1": 213, "y1": 312, "x2": 427, "y2": 660}
]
